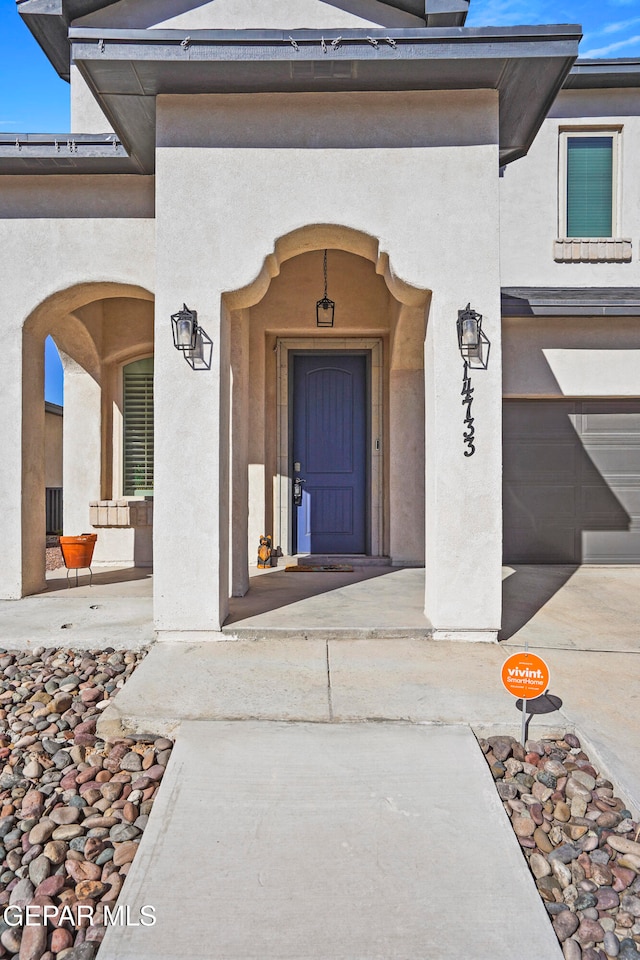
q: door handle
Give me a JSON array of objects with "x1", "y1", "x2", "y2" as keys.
[{"x1": 293, "y1": 476, "x2": 306, "y2": 507}]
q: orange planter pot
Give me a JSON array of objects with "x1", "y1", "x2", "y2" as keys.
[{"x1": 59, "y1": 534, "x2": 97, "y2": 569}]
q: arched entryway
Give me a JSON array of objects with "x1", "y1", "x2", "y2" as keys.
[
  {"x1": 223, "y1": 225, "x2": 429, "y2": 608},
  {"x1": 19, "y1": 282, "x2": 154, "y2": 597}
]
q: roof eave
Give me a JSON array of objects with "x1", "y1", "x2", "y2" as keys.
[
  {"x1": 564, "y1": 59, "x2": 640, "y2": 89},
  {"x1": 68, "y1": 25, "x2": 580, "y2": 174},
  {"x1": 502, "y1": 287, "x2": 640, "y2": 317},
  {"x1": 0, "y1": 132, "x2": 141, "y2": 173},
  {"x1": 17, "y1": 0, "x2": 122, "y2": 80}
]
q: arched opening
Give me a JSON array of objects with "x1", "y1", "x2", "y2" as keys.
[
  {"x1": 20, "y1": 283, "x2": 154, "y2": 596},
  {"x1": 222, "y1": 226, "x2": 430, "y2": 632}
]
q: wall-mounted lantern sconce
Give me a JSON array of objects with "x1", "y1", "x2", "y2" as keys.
[
  {"x1": 316, "y1": 250, "x2": 335, "y2": 327},
  {"x1": 456, "y1": 303, "x2": 489, "y2": 369},
  {"x1": 184, "y1": 326, "x2": 213, "y2": 371},
  {"x1": 171, "y1": 304, "x2": 213, "y2": 370},
  {"x1": 456, "y1": 304, "x2": 491, "y2": 458},
  {"x1": 171, "y1": 304, "x2": 198, "y2": 352}
]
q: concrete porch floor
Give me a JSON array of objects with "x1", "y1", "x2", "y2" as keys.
[
  {"x1": 223, "y1": 563, "x2": 432, "y2": 638},
  {"x1": 0, "y1": 562, "x2": 639, "y2": 649},
  {"x1": 0, "y1": 565, "x2": 154, "y2": 649}
]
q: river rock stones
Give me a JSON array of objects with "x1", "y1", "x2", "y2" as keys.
[
  {"x1": 480, "y1": 732, "x2": 640, "y2": 960},
  {"x1": 0, "y1": 646, "x2": 172, "y2": 960}
]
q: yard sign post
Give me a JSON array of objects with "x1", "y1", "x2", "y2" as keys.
[{"x1": 501, "y1": 647, "x2": 550, "y2": 747}]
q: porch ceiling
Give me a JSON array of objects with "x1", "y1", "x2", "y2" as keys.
[{"x1": 67, "y1": 25, "x2": 580, "y2": 173}]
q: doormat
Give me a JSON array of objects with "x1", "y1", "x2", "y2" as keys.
[{"x1": 285, "y1": 564, "x2": 354, "y2": 573}]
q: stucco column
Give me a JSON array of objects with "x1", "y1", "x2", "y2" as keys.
[
  {"x1": 153, "y1": 277, "x2": 231, "y2": 637},
  {"x1": 230, "y1": 308, "x2": 250, "y2": 597},
  {"x1": 389, "y1": 302, "x2": 426, "y2": 565},
  {"x1": 61, "y1": 353, "x2": 102, "y2": 539},
  {"x1": 424, "y1": 294, "x2": 503, "y2": 641},
  {"x1": 15, "y1": 327, "x2": 47, "y2": 597}
]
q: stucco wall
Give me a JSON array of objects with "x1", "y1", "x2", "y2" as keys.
[
  {"x1": 74, "y1": 0, "x2": 424, "y2": 30},
  {"x1": 503, "y1": 316, "x2": 640, "y2": 397},
  {"x1": 0, "y1": 177, "x2": 154, "y2": 597},
  {"x1": 44, "y1": 405, "x2": 63, "y2": 488},
  {"x1": 70, "y1": 66, "x2": 115, "y2": 134},
  {"x1": 500, "y1": 88, "x2": 640, "y2": 287},
  {"x1": 153, "y1": 88, "x2": 503, "y2": 636}
]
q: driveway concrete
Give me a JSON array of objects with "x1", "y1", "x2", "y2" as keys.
[{"x1": 501, "y1": 564, "x2": 640, "y2": 650}]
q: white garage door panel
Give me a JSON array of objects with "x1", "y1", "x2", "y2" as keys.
[{"x1": 503, "y1": 400, "x2": 640, "y2": 564}]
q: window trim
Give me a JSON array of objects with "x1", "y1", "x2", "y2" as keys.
[{"x1": 558, "y1": 126, "x2": 622, "y2": 240}]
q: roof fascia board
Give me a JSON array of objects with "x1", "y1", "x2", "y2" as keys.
[
  {"x1": 502, "y1": 288, "x2": 640, "y2": 317},
  {"x1": 17, "y1": 0, "x2": 121, "y2": 79},
  {"x1": 425, "y1": 0, "x2": 469, "y2": 28},
  {"x1": 69, "y1": 23, "x2": 579, "y2": 44},
  {"x1": 564, "y1": 59, "x2": 640, "y2": 89},
  {"x1": 0, "y1": 132, "x2": 141, "y2": 173}
]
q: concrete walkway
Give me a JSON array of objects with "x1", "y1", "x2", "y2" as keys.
[
  {"x1": 99, "y1": 722, "x2": 563, "y2": 960},
  {"x1": 98, "y1": 635, "x2": 640, "y2": 815},
  {"x1": 1, "y1": 563, "x2": 638, "y2": 958}
]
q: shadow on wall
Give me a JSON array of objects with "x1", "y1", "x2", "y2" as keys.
[{"x1": 503, "y1": 400, "x2": 637, "y2": 565}]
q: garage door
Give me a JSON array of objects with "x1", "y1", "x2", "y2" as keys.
[{"x1": 503, "y1": 400, "x2": 640, "y2": 563}]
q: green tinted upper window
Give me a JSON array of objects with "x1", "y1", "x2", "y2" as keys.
[{"x1": 566, "y1": 136, "x2": 613, "y2": 238}]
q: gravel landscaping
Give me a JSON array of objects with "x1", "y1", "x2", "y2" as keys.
[
  {"x1": 0, "y1": 646, "x2": 172, "y2": 960},
  {"x1": 482, "y1": 733, "x2": 640, "y2": 960},
  {"x1": 45, "y1": 539, "x2": 63, "y2": 573}
]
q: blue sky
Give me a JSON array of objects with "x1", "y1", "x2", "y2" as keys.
[
  {"x1": 467, "y1": 0, "x2": 640, "y2": 57},
  {"x1": 2, "y1": 0, "x2": 640, "y2": 405},
  {"x1": 1, "y1": 0, "x2": 640, "y2": 137}
]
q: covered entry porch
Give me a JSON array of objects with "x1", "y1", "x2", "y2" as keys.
[
  {"x1": 2, "y1": 563, "x2": 639, "y2": 650},
  {"x1": 154, "y1": 220, "x2": 504, "y2": 642}
]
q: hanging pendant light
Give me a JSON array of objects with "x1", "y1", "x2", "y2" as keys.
[{"x1": 316, "y1": 249, "x2": 335, "y2": 327}]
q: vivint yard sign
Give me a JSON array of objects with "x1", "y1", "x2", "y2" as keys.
[
  {"x1": 501, "y1": 651, "x2": 551, "y2": 746},
  {"x1": 501, "y1": 652, "x2": 550, "y2": 700}
]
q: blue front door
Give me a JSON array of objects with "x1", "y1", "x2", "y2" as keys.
[{"x1": 293, "y1": 354, "x2": 367, "y2": 554}]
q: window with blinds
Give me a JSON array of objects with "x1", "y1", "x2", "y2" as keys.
[
  {"x1": 566, "y1": 136, "x2": 614, "y2": 238},
  {"x1": 123, "y1": 358, "x2": 154, "y2": 496}
]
